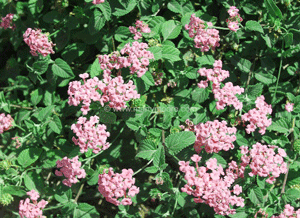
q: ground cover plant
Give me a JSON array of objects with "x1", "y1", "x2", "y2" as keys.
[{"x1": 1, "y1": 0, "x2": 300, "y2": 217}]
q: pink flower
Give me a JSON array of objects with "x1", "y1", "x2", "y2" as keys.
[
  {"x1": 129, "y1": 20, "x2": 151, "y2": 40},
  {"x1": 226, "y1": 6, "x2": 243, "y2": 32},
  {"x1": 23, "y1": 28, "x2": 55, "y2": 57},
  {"x1": 0, "y1": 113, "x2": 13, "y2": 134},
  {"x1": 55, "y1": 156, "x2": 86, "y2": 187},
  {"x1": 228, "y1": 6, "x2": 239, "y2": 17},
  {"x1": 228, "y1": 21, "x2": 239, "y2": 32},
  {"x1": 98, "y1": 168, "x2": 139, "y2": 206},
  {"x1": 92, "y1": 0, "x2": 104, "y2": 4},
  {"x1": 285, "y1": 102, "x2": 294, "y2": 112},
  {"x1": 19, "y1": 190, "x2": 48, "y2": 218},
  {"x1": 0, "y1": 14, "x2": 15, "y2": 30}
]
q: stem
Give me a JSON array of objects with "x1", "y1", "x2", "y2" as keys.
[
  {"x1": 272, "y1": 41, "x2": 284, "y2": 104},
  {"x1": 43, "y1": 204, "x2": 64, "y2": 211},
  {"x1": 75, "y1": 183, "x2": 84, "y2": 203},
  {"x1": 211, "y1": 26, "x2": 230, "y2": 30},
  {"x1": 49, "y1": 29, "x2": 60, "y2": 37},
  {"x1": 133, "y1": 159, "x2": 153, "y2": 176},
  {"x1": 280, "y1": 161, "x2": 290, "y2": 195},
  {"x1": 10, "y1": 104, "x2": 34, "y2": 110}
]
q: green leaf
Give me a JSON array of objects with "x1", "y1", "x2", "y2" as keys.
[
  {"x1": 74, "y1": 203, "x2": 99, "y2": 218},
  {"x1": 153, "y1": 146, "x2": 165, "y2": 168},
  {"x1": 61, "y1": 43, "x2": 86, "y2": 63},
  {"x1": 52, "y1": 58, "x2": 75, "y2": 78},
  {"x1": 28, "y1": 0, "x2": 43, "y2": 15},
  {"x1": 88, "y1": 9, "x2": 106, "y2": 35},
  {"x1": 284, "y1": 33, "x2": 293, "y2": 48},
  {"x1": 147, "y1": 46, "x2": 162, "y2": 60},
  {"x1": 114, "y1": 26, "x2": 131, "y2": 42},
  {"x1": 268, "y1": 119, "x2": 291, "y2": 134},
  {"x1": 165, "y1": 131, "x2": 196, "y2": 155},
  {"x1": 98, "y1": 110, "x2": 117, "y2": 124},
  {"x1": 246, "y1": 20, "x2": 264, "y2": 34},
  {"x1": 38, "y1": 105, "x2": 55, "y2": 121},
  {"x1": 17, "y1": 148, "x2": 43, "y2": 168},
  {"x1": 191, "y1": 88, "x2": 209, "y2": 103},
  {"x1": 264, "y1": 0, "x2": 283, "y2": 20},
  {"x1": 3, "y1": 186, "x2": 26, "y2": 197},
  {"x1": 32, "y1": 60, "x2": 49, "y2": 75},
  {"x1": 247, "y1": 83, "x2": 264, "y2": 97},
  {"x1": 231, "y1": 57, "x2": 252, "y2": 73},
  {"x1": 141, "y1": 71, "x2": 155, "y2": 86},
  {"x1": 54, "y1": 193, "x2": 69, "y2": 203},
  {"x1": 43, "y1": 10, "x2": 62, "y2": 23},
  {"x1": 249, "y1": 187, "x2": 264, "y2": 205},
  {"x1": 167, "y1": 0, "x2": 194, "y2": 15},
  {"x1": 145, "y1": 166, "x2": 159, "y2": 173},
  {"x1": 30, "y1": 88, "x2": 43, "y2": 106},
  {"x1": 162, "y1": 20, "x2": 182, "y2": 41},
  {"x1": 126, "y1": 120, "x2": 140, "y2": 131},
  {"x1": 285, "y1": 188, "x2": 300, "y2": 201},
  {"x1": 162, "y1": 45, "x2": 181, "y2": 62},
  {"x1": 112, "y1": 0, "x2": 137, "y2": 17},
  {"x1": 96, "y1": 1, "x2": 111, "y2": 21},
  {"x1": 90, "y1": 58, "x2": 101, "y2": 78},
  {"x1": 136, "y1": 139, "x2": 157, "y2": 160},
  {"x1": 24, "y1": 173, "x2": 36, "y2": 191},
  {"x1": 49, "y1": 115, "x2": 63, "y2": 134},
  {"x1": 255, "y1": 72, "x2": 276, "y2": 85}
]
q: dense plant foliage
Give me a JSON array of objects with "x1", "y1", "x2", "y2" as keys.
[{"x1": 1, "y1": 0, "x2": 300, "y2": 217}]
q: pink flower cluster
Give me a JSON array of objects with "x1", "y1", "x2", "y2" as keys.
[
  {"x1": 0, "y1": 113, "x2": 13, "y2": 134},
  {"x1": 71, "y1": 115, "x2": 110, "y2": 154},
  {"x1": 152, "y1": 71, "x2": 164, "y2": 86},
  {"x1": 23, "y1": 28, "x2": 55, "y2": 57},
  {"x1": 179, "y1": 155, "x2": 244, "y2": 215},
  {"x1": 271, "y1": 204, "x2": 300, "y2": 218},
  {"x1": 68, "y1": 73, "x2": 140, "y2": 115},
  {"x1": 212, "y1": 82, "x2": 244, "y2": 110},
  {"x1": 55, "y1": 156, "x2": 86, "y2": 187},
  {"x1": 198, "y1": 60, "x2": 244, "y2": 110},
  {"x1": 92, "y1": 0, "x2": 104, "y2": 4},
  {"x1": 185, "y1": 14, "x2": 220, "y2": 52},
  {"x1": 0, "y1": 14, "x2": 15, "y2": 30},
  {"x1": 241, "y1": 95, "x2": 272, "y2": 135},
  {"x1": 19, "y1": 190, "x2": 48, "y2": 218},
  {"x1": 129, "y1": 20, "x2": 151, "y2": 40},
  {"x1": 98, "y1": 168, "x2": 140, "y2": 206},
  {"x1": 285, "y1": 102, "x2": 294, "y2": 112},
  {"x1": 226, "y1": 6, "x2": 243, "y2": 32},
  {"x1": 240, "y1": 143, "x2": 288, "y2": 184},
  {"x1": 193, "y1": 120, "x2": 237, "y2": 153},
  {"x1": 98, "y1": 41, "x2": 154, "y2": 77}
]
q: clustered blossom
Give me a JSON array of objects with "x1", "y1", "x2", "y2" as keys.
[
  {"x1": 23, "y1": 28, "x2": 55, "y2": 57},
  {"x1": 92, "y1": 0, "x2": 104, "y2": 4},
  {"x1": 241, "y1": 95, "x2": 272, "y2": 135},
  {"x1": 98, "y1": 168, "x2": 140, "y2": 206},
  {"x1": 192, "y1": 119, "x2": 237, "y2": 153},
  {"x1": 55, "y1": 156, "x2": 86, "y2": 187},
  {"x1": 167, "y1": 80, "x2": 177, "y2": 88},
  {"x1": 152, "y1": 71, "x2": 164, "y2": 86},
  {"x1": 0, "y1": 14, "x2": 15, "y2": 30},
  {"x1": 71, "y1": 116, "x2": 110, "y2": 154},
  {"x1": 271, "y1": 204, "x2": 300, "y2": 218},
  {"x1": 213, "y1": 82, "x2": 244, "y2": 110},
  {"x1": 285, "y1": 102, "x2": 294, "y2": 112},
  {"x1": 240, "y1": 143, "x2": 288, "y2": 184},
  {"x1": 226, "y1": 6, "x2": 243, "y2": 32},
  {"x1": 185, "y1": 14, "x2": 220, "y2": 52},
  {"x1": 68, "y1": 73, "x2": 140, "y2": 114},
  {"x1": 179, "y1": 155, "x2": 244, "y2": 215},
  {"x1": 98, "y1": 41, "x2": 154, "y2": 77},
  {"x1": 129, "y1": 20, "x2": 151, "y2": 40},
  {"x1": 0, "y1": 113, "x2": 13, "y2": 134},
  {"x1": 19, "y1": 190, "x2": 48, "y2": 218},
  {"x1": 198, "y1": 60, "x2": 244, "y2": 110}
]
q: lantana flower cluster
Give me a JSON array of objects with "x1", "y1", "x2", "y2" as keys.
[
  {"x1": 226, "y1": 6, "x2": 243, "y2": 32},
  {"x1": 198, "y1": 60, "x2": 244, "y2": 110},
  {"x1": 0, "y1": 13, "x2": 15, "y2": 30},
  {"x1": 98, "y1": 168, "x2": 140, "y2": 206},
  {"x1": 179, "y1": 155, "x2": 244, "y2": 215},
  {"x1": 241, "y1": 95, "x2": 272, "y2": 135},
  {"x1": 271, "y1": 204, "x2": 300, "y2": 218},
  {"x1": 193, "y1": 119, "x2": 237, "y2": 153},
  {"x1": 71, "y1": 116, "x2": 110, "y2": 154},
  {"x1": 92, "y1": 0, "x2": 104, "y2": 4},
  {"x1": 129, "y1": 20, "x2": 151, "y2": 40},
  {"x1": 23, "y1": 28, "x2": 55, "y2": 57},
  {"x1": 68, "y1": 73, "x2": 140, "y2": 115},
  {"x1": 55, "y1": 156, "x2": 86, "y2": 187},
  {"x1": 185, "y1": 14, "x2": 220, "y2": 52},
  {"x1": 240, "y1": 143, "x2": 288, "y2": 184},
  {"x1": 98, "y1": 41, "x2": 154, "y2": 77},
  {"x1": 285, "y1": 102, "x2": 294, "y2": 112},
  {"x1": 0, "y1": 113, "x2": 13, "y2": 134},
  {"x1": 19, "y1": 190, "x2": 48, "y2": 218}
]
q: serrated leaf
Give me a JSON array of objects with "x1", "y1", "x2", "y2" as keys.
[
  {"x1": 246, "y1": 20, "x2": 264, "y2": 34},
  {"x1": 3, "y1": 186, "x2": 26, "y2": 197},
  {"x1": 114, "y1": 26, "x2": 131, "y2": 42},
  {"x1": 255, "y1": 72, "x2": 276, "y2": 85},
  {"x1": 285, "y1": 188, "x2": 300, "y2": 201},
  {"x1": 74, "y1": 203, "x2": 99, "y2": 218},
  {"x1": 249, "y1": 187, "x2": 264, "y2": 205},
  {"x1": 284, "y1": 33, "x2": 293, "y2": 48},
  {"x1": 126, "y1": 120, "x2": 140, "y2": 131},
  {"x1": 96, "y1": 1, "x2": 111, "y2": 21},
  {"x1": 165, "y1": 131, "x2": 196, "y2": 155},
  {"x1": 191, "y1": 88, "x2": 209, "y2": 103},
  {"x1": 61, "y1": 43, "x2": 86, "y2": 63},
  {"x1": 38, "y1": 105, "x2": 55, "y2": 121},
  {"x1": 147, "y1": 46, "x2": 162, "y2": 60},
  {"x1": 247, "y1": 83, "x2": 264, "y2": 97},
  {"x1": 211, "y1": 153, "x2": 227, "y2": 168},
  {"x1": 167, "y1": 0, "x2": 194, "y2": 14},
  {"x1": 49, "y1": 115, "x2": 62, "y2": 134},
  {"x1": 18, "y1": 148, "x2": 43, "y2": 168},
  {"x1": 231, "y1": 57, "x2": 252, "y2": 73},
  {"x1": 30, "y1": 88, "x2": 43, "y2": 106},
  {"x1": 24, "y1": 174, "x2": 37, "y2": 191},
  {"x1": 112, "y1": 0, "x2": 137, "y2": 17},
  {"x1": 268, "y1": 119, "x2": 291, "y2": 134},
  {"x1": 162, "y1": 20, "x2": 182, "y2": 41},
  {"x1": 136, "y1": 139, "x2": 157, "y2": 160},
  {"x1": 52, "y1": 58, "x2": 74, "y2": 78},
  {"x1": 88, "y1": 9, "x2": 105, "y2": 35},
  {"x1": 153, "y1": 146, "x2": 165, "y2": 168},
  {"x1": 145, "y1": 166, "x2": 158, "y2": 173},
  {"x1": 162, "y1": 45, "x2": 181, "y2": 62},
  {"x1": 141, "y1": 71, "x2": 155, "y2": 86}
]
